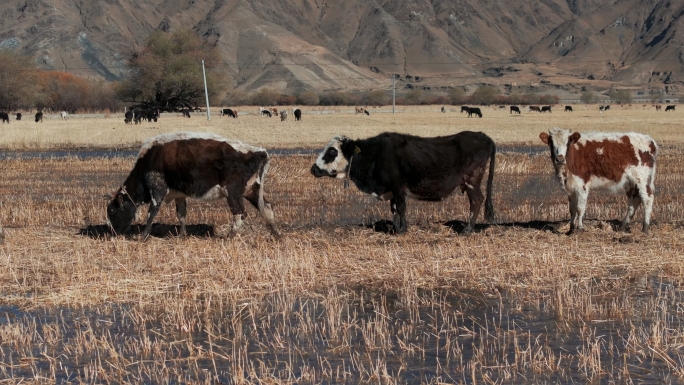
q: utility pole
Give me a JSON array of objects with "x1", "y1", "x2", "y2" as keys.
[
  {"x1": 392, "y1": 76, "x2": 396, "y2": 114},
  {"x1": 202, "y1": 60, "x2": 211, "y2": 121}
]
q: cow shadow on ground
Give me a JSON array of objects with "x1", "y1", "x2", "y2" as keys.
[
  {"x1": 444, "y1": 219, "x2": 566, "y2": 234},
  {"x1": 79, "y1": 223, "x2": 216, "y2": 239},
  {"x1": 366, "y1": 219, "x2": 569, "y2": 235}
]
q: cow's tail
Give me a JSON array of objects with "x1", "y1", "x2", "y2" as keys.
[
  {"x1": 484, "y1": 141, "x2": 496, "y2": 223},
  {"x1": 257, "y1": 154, "x2": 281, "y2": 238}
]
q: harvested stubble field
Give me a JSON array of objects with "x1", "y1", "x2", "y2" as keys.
[{"x1": 1, "y1": 106, "x2": 684, "y2": 383}]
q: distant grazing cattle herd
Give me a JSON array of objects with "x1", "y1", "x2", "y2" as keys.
[{"x1": 0, "y1": 102, "x2": 677, "y2": 128}]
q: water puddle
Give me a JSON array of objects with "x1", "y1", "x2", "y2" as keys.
[{"x1": 0, "y1": 145, "x2": 546, "y2": 160}]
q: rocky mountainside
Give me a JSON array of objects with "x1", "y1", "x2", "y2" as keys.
[{"x1": 0, "y1": 0, "x2": 682, "y2": 94}]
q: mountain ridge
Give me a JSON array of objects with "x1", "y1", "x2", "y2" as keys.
[{"x1": 0, "y1": 0, "x2": 682, "y2": 95}]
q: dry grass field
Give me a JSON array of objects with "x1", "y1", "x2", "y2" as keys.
[{"x1": 1, "y1": 105, "x2": 684, "y2": 383}]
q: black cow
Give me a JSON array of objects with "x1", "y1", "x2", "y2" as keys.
[
  {"x1": 541, "y1": 106, "x2": 552, "y2": 113},
  {"x1": 124, "y1": 110, "x2": 134, "y2": 124},
  {"x1": 364, "y1": 110, "x2": 370, "y2": 116},
  {"x1": 294, "y1": 108, "x2": 302, "y2": 121},
  {"x1": 564, "y1": 106, "x2": 573, "y2": 112},
  {"x1": 16, "y1": 113, "x2": 22, "y2": 121},
  {"x1": 468, "y1": 107, "x2": 482, "y2": 118},
  {"x1": 220, "y1": 108, "x2": 238, "y2": 118},
  {"x1": 35, "y1": 112, "x2": 43, "y2": 123},
  {"x1": 665, "y1": 105, "x2": 676, "y2": 111},
  {"x1": 310, "y1": 132, "x2": 496, "y2": 235},
  {"x1": 461, "y1": 106, "x2": 470, "y2": 114},
  {"x1": 510, "y1": 106, "x2": 520, "y2": 114},
  {"x1": 261, "y1": 110, "x2": 272, "y2": 118},
  {"x1": 0, "y1": 112, "x2": 9, "y2": 123},
  {"x1": 145, "y1": 109, "x2": 160, "y2": 122},
  {"x1": 599, "y1": 105, "x2": 610, "y2": 112},
  {"x1": 181, "y1": 109, "x2": 191, "y2": 118},
  {"x1": 107, "y1": 132, "x2": 280, "y2": 240}
]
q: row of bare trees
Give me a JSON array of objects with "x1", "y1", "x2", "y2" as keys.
[{"x1": 0, "y1": 50, "x2": 122, "y2": 112}]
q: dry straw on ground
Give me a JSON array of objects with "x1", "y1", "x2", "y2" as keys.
[{"x1": 0, "y1": 107, "x2": 684, "y2": 383}]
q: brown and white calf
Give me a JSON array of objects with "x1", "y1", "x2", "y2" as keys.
[
  {"x1": 539, "y1": 128, "x2": 657, "y2": 234},
  {"x1": 107, "y1": 132, "x2": 280, "y2": 240}
]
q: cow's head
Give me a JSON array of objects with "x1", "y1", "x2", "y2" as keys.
[
  {"x1": 539, "y1": 128, "x2": 581, "y2": 166},
  {"x1": 311, "y1": 135, "x2": 352, "y2": 179},
  {"x1": 106, "y1": 188, "x2": 136, "y2": 235}
]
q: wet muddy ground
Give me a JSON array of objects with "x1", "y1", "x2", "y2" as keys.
[{"x1": 2, "y1": 281, "x2": 683, "y2": 384}]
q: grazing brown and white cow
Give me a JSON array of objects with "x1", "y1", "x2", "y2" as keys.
[
  {"x1": 107, "y1": 132, "x2": 280, "y2": 240},
  {"x1": 655, "y1": 105, "x2": 662, "y2": 111},
  {"x1": 539, "y1": 128, "x2": 657, "y2": 234}
]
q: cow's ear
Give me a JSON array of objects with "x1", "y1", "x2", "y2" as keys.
[
  {"x1": 539, "y1": 132, "x2": 549, "y2": 144},
  {"x1": 569, "y1": 132, "x2": 581, "y2": 143}
]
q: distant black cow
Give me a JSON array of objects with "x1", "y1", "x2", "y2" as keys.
[
  {"x1": 181, "y1": 109, "x2": 191, "y2": 118},
  {"x1": 35, "y1": 112, "x2": 43, "y2": 123},
  {"x1": 261, "y1": 110, "x2": 272, "y2": 118},
  {"x1": 124, "y1": 110, "x2": 134, "y2": 124},
  {"x1": 510, "y1": 106, "x2": 520, "y2": 114},
  {"x1": 599, "y1": 105, "x2": 610, "y2": 112},
  {"x1": 461, "y1": 106, "x2": 470, "y2": 114},
  {"x1": 220, "y1": 108, "x2": 238, "y2": 118},
  {"x1": 107, "y1": 132, "x2": 280, "y2": 241},
  {"x1": 293, "y1": 108, "x2": 302, "y2": 121},
  {"x1": 564, "y1": 106, "x2": 573, "y2": 112},
  {"x1": 468, "y1": 107, "x2": 482, "y2": 118},
  {"x1": 541, "y1": 106, "x2": 552, "y2": 113},
  {"x1": 311, "y1": 132, "x2": 496, "y2": 235},
  {"x1": 0, "y1": 112, "x2": 9, "y2": 123},
  {"x1": 364, "y1": 110, "x2": 370, "y2": 116},
  {"x1": 140, "y1": 109, "x2": 159, "y2": 122},
  {"x1": 665, "y1": 105, "x2": 676, "y2": 112},
  {"x1": 15, "y1": 113, "x2": 22, "y2": 121}
]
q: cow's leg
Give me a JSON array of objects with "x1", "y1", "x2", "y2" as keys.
[
  {"x1": 390, "y1": 193, "x2": 408, "y2": 234},
  {"x1": 462, "y1": 170, "x2": 486, "y2": 235},
  {"x1": 225, "y1": 189, "x2": 247, "y2": 236},
  {"x1": 621, "y1": 185, "x2": 641, "y2": 232},
  {"x1": 142, "y1": 173, "x2": 168, "y2": 241},
  {"x1": 244, "y1": 183, "x2": 280, "y2": 238},
  {"x1": 640, "y1": 181, "x2": 655, "y2": 234},
  {"x1": 175, "y1": 198, "x2": 188, "y2": 237},
  {"x1": 567, "y1": 192, "x2": 579, "y2": 234},
  {"x1": 574, "y1": 189, "x2": 589, "y2": 233}
]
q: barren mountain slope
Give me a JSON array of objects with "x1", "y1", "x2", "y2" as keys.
[{"x1": 0, "y1": 0, "x2": 681, "y2": 92}]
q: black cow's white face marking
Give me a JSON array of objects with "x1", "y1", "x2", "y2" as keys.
[{"x1": 311, "y1": 136, "x2": 349, "y2": 179}]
